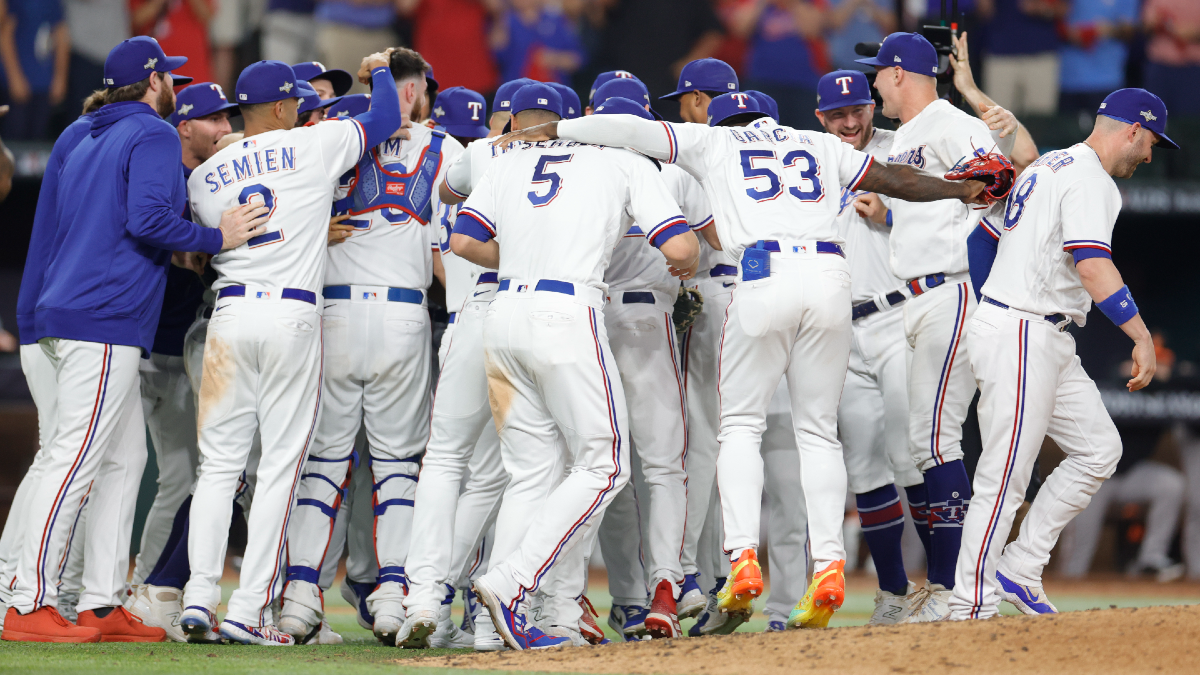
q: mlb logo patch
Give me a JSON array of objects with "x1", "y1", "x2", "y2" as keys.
[
  {"x1": 242, "y1": 139, "x2": 257, "y2": 149},
  {"x1": 256, "y1": 291, "x2": 271, "y2": 299},
  {"x1": 517, "y1": 284, "x2": 529, "y2": 292},
  {"x1": 362, "y1": 292, "x2": 377, "y2": 300},
  {"x1": 386, "y1": 183, "x2": 406, "y2": 196},
  {"x1": 792, "y1": 245, "x2": 808, "y2": 254}
]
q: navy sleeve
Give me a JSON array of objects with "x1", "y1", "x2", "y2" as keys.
[
  {"x1": 357, "y1": 67, "x2": 403, "y2": 151},
  {"x1": 967, "y1": 222, "x2": 999, "y2": 302},
  {"x1": 126, "y1": 129, "x2": 224, "y2": 255}
]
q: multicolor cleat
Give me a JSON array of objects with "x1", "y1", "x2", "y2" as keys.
[
  {"x1": 787, "y1": 559, "x2": 845, "y2": 629},
  {"x1": 997, "y1": 571, "x2": 1058, "y2": 615},
  {"x1": 717, "y1": 549, "x2": 763, "y2": 622}
]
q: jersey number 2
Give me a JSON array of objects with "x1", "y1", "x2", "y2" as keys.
[
  {"x1": 239, "y1": 184, "x2": 283, "y2": 248},
  {"x1": 739, "y1": 149, "x2": 823, "y2": 203},
  {"x1": 528, "y1": 154, "x2": 573, "y2": 207}
]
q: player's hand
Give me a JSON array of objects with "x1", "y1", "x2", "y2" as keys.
[
  {"x1": 853, "y1": 193, "x2": 888, "y2": 225},
  {"x1": 390, "y1": 118, "x2": 413, "y2": 141},
  {"x1": 491, "y1": 121, "x2": 560, "y2": 147},
  {"x1": 328, "y1": 213, "x2": 355, "y2": 245},
  {"x1": 218, "y1": 203, "x2": 271, "y2": 251},
  {"x1": 171, "y1": 250, "x2": 210, "y2": 276},
  {"x1": 216, "y1": 132, "x2": 243, "y2": 152},
  {"x1": 980, "y1": 103, "x2": 1018, "y2": 139},
  {"x1": 949, "y1": 32, "x2": 979, "y2": 97},
  {"x1": 1128, "y1": 338, "x2": 1157, "y2": 392},
  {"x1": 958, "y1": 179, "x2": 989, "y2": 206},
  {"x1": 359, "y1": 48, "x2": 395, "y2": 84},
  {"x1": 668, "y1": 257, "x2": 699, "y2": 280}
]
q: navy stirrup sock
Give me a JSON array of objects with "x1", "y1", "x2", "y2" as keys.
[
  {"x1": 856, "y1": 484, "x2": 909, "y2": 596},
  {"x1": 923, "y1": 460, "x2": 972, "y2": 589}
]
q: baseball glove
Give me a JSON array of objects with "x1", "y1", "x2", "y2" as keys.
[
  {"x1": 944, "y1": 152, "x2": 1015, "y2": 205},
  {"x1": 673, "y1": 285, "x2": 704, "y2": 333}
]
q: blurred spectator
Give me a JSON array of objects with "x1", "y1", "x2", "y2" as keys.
[
  {"x1": 1058, "y1": 0, "x2": 1138, "y2": 114},
  {"x1": 825, "y1": 0, "x2": 895, "y2": 72},
  {"x1": 262, "y1": 0, "x2": 317, "y2": 64},
  {"x1": 1142, "y1": 0, "x2": 1200, "y2": 117},
  {"x1": 977, "y1": 0, "x2": 1067, "y2": 115},
  {"x1": 727, "y1": 0, "x2": 826, "y2": 131},
  {"x1": 589, "y1": 0, "x2": 724, "y2": 111},
  {"x1": 1176, "y1": 423, "x2": 1200, "y2": 580},
  {"x1": 130, "y1": 0, "x2": 215, "y2": 84},
  {"x1": 315, "y1": 0, "x2": 397, "y2": 94},
  {"x1": 64, "y1": 0, "x2": 129, "y2": 121},
  {"x1": 491, "y1": 0, "x2": 582, "y2": 85},
  {"x1": 0, "y1": 0, "x2": 70, "y2": 140},
  {"x1": 398, "y1": 0, "x2": 499, "y2": 95},
  {"x1": 210, "y1": 0, "x2": 265, "y2": 94},
  {"x1": 0, "y1": 105, "x2": 13, "y2": 200}
]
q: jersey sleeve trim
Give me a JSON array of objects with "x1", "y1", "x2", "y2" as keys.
[
  {"x1": 645, "y1": 215, "x2": 688, "y2": 247},
  {"x1": 980, "y1": 216, "x2": 1001, "y2": 240},
  {"x1": 691, "y1": 214, "x2": 714, "y2": 231},
  {"x1": 453, "y1": 212, "x2": 494, "y2": 242},
  {"x1": 659, "y1": 121, "x2": 679, "y2": 164},
  {"x1": 351, "y1": 118, "x2": 366, "y2": 161},
  {"x1": 457, "y1": 207, "x2": 496, "y2": 237},
  {"x1": 848, "y1": 155, "x2": 874, "y2": 192},
  {"x1": 445, "y1": 177, "x2": 470, "y2": 200},
  {"x1": 1072, "y1": 248, "x2": 1112, "y2": 263},
  {"x1": 1062, "y1": 239, "x2": 1112, "y2": 253}
]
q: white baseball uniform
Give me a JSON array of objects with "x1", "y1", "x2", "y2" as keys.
[
  {"x1": 949, "y1": 144, "x2": 1123, "y2": 619},
  {"x1": 184, "y1": 117, "x2": 367, "y2": 626},
  {"x1": 761, "y1": 378, "x2": 809, "y2": 626},
  {"x1": 555, "y1": 114, "x2": 872, "y2": 568},
  {"x1": 835, "y1": 127, "x2": 923, "y2": 493},
  {"x1": 460, "y1": 140, "x2": 687, "y2": 612}
]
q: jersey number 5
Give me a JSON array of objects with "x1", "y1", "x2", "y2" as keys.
[
  {"x1": 528, "y1": 154, "x2": 573, "y2": 207},
  {"x1": 1003, "y1": 173, "x2": 1038, "y2": 232},
  {"x1": 239, "y1": 184, "x2": 283, "y2": 248},
  {"x1": 739, "y1": 149, "x2": 823, "y2": 203}
]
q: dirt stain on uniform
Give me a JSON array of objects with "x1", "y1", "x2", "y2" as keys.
[
  {"x1": 485, "y1": 354, "x2": 514, "y2": 432},
  {"x1": 197, "y1": 333, "x2": 232, "y2": 429}
]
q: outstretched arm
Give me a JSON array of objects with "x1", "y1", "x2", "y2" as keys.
[
  {"x1": 493, "y1": 115, "x2": 678, "y2": 163},
  {"x1": 857, "y1": 161, "x2": 987, "y2": 205}
]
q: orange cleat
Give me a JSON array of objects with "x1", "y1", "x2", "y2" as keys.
[
  {"x1": 717, "y1": 549, "x2": 763, "y2": 621},
  {"x1": 1, "y1": 606, "x2": 102, "y2": 643},
  {"x1": 787, "y1": 559, "x2": 846, "y2": 629},
  {"x1": 77, "y1": 606, "x2": 167, "y2": 642}
]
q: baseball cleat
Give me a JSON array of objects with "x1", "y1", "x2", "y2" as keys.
[
  {"x1": 676, "y1": 574, "x2": 706, "y2": 619},
  {"x1": 310, "y1": 620, "x2": 343, "y2": 645},
  {"x1": 340, "y1": 578, "x2": 376, "y2": 631},
  {"x1": 645, "y1": 579, "x2": 682, "y2": 639},
  {"x1": 868, "y1": 581, "x2": 918, "y2": 625},
  {"x1": 472, "y1": 578, "x2": 570, "y2": 650},
  {"x1": 689, "y1": 576, "x2": 741, "y2": 636},
  {"x1": 0, "y1": 606, "x2": 101, "y2": 643},
  {"x1": 127, "y1": 584, "x2": 187, "y2": 642},
  {"x1": 180, "y1": 605, "x2": 223, "y2": 643},
  {"x1": 764, "y1": 620, "x2": 786, "y2": 632},
  {"x1": 900, "y1": 581, "x2": 952, "y2": 623},
  {"x1": 75, "y1": 606, "x2": 167, "y2": 642},
  {"x1": 279, "y1": 580, "x2": 324, "y2": 643},
  {"x1": 788, "y1": 560, "x2": 845, "y2": 629},
  {"x1": 461, "y1": 587, "x2": 481, "y2": 633},
  {"x1": 544, "y1": 624, "x2": 589, "y2": 646},
  {"x1": 997, "y1": 571, "x2": 1058, "y2": 615},
  {"x1": 607, "y1": 604, "x2": 649, "y2": 640},
  {"x1": 396, "y1": 607, "x2": 437, "y2": 649},
  {"x1": 473, "y1": 605, "x2": 506, "y2": 652},
  {"x1": 717, "y1": 550, "x2": 763, "y2": 624},
  {"x1": 429, "y1": 615, "x2": 474, "y2": 649},
  {"x1": 577, "y1": 596, "x2": 606, "y2": 644},
  {"x1": 218, "y1": 619, "x2": 295, "y2": 646}
]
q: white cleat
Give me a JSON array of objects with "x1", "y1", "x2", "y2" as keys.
[
  {"x1": 396, "y1": 607, "x2": 437, "y2": 649},
  {"x1": 128, "y1": 584, "x2": 188, "y2": 642},
  {"x1": 474, "y1": 605, "x2": 506, "y2": 652},
  {"x1": 310, "y1": 620, "x2": 343, "y2": 645},
  {"x1": 219, "y1": 619, "x2": 295, "y2": 645},
  {"x1": 278, "y1": 581, "x2": 324, "y2": 644},
  {"x1": 372, "y1": 601, "x2": 405, "y2": 646},
  {"x1": 545, "y1": 624, "x2": 588, "y2": 646},
  {"x1": 869, "y1": 581, "x2": 918, "y2": 626},
  {"x1": 900, "y1": 581, "x2": 952, "y2": 623},
  {"x1": 428, "y1": 602, "x2": 473, "y2": 649}
]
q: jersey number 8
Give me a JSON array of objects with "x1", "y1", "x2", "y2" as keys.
[
  {"x1": 739, "y1": 149, "x2": 823, "y2": 204},
  {"x1": 1003, "y1": 173, "x2": 1038, "y2": 232}
]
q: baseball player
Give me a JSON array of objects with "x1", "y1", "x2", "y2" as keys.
[
  {"x1": 452, "y1": 82, "x2": 700, "y2": 651},
  {"x1": 949, "y1": 89, "x2": 1173, "y2": 620},
  {"x1": 280, "y1": 47, "x2": 462, "y2": 646},
  {"x1": 493, "y1": 88, "x2": 990, "y2": 630},
  {"x1": 180, "y1": 55, "x2": 401, "y2": 646},
  {"x1": 291, "y1": 61, "x2": 354, "y2": 100},
  {"x1": 853, "y1": 32, "x2": 1010, "y2": 622}
]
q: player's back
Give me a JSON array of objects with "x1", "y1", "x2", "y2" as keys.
[
  {"x1": 982, "y1": 144, "x2": 1119, "y2": 326},
  {"x1": 189, "y1": 119, "x2": 366, "y2": 294}
]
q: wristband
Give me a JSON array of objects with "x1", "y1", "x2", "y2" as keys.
[
  {"x1": 1096, "y1": 285, "x2": 1138, "y2": 326},
  {"x1": 885, "y1": 210, "x2": 893, "y2": 227}
]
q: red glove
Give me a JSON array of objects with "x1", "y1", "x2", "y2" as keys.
[{"x1": 944, "y1": 152, "x2": 1016, "y2": 206}]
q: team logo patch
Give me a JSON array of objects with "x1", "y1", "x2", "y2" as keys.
[
  {"x1": 280, "y1": 81, "x2": 294, "y2": 93},
  {"x1": 433, "y1": 106, "x2": 445, "y2": 118},
  {"x1": 144, "y1": 57, "x2": 158, "y2": 70},
  {"x1": 894, "y1": 55, "x2": 902, "y2": 62},
  {"x1": 178, "y1": 103, "x2": 194, "y2": 116},
  {"x1": 1140, "y1": 110, "x2": 1157, "y2": 122}
]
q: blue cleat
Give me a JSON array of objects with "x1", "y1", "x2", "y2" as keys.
[
  {"x1": 180, "y1": 605, "x2": 223, "y2": 644},
  {"x1": 340, "y1": 579, "x2": 376, "y2": 630},
  {"x1": 765, "y1": 620, "x2": 786, "y2": 632},
  {"x1": 472, "y1": 578, "x2": 572, "y2": 650},
  {"x1": 607, "y1": 604, "x2": 650, "y2": 640},
  {"x1": 997, "y1": 571, "x2": 1058, "y2": 615},
  {"x1": 677, "y1": 574, "x2": 706, "y2": 619}
]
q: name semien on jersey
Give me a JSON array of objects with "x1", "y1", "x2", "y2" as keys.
[{"x1": 203, "y1": 142, "x2": 298, "y2": 193}]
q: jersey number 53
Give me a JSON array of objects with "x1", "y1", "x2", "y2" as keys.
[{"x1": 739, "y1": 149, "x2": 823, "y2": 203}]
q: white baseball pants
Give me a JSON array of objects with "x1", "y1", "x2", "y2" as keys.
[
  {"x1": 762, "y1": 378, "x2": 809, "y2": 624},
  {"x1": 679, "y1": 275, "x2": 735, "y2": 579},
  {"x1": 133, "y1": 353, "x2": 199, "y2": 585},
  {"x1": 183, "y1": 312, "x2": 208, "y2": 397},
  {"x1": 716, "y1": 249, "x2": 851, "y2": 568},
  {"x1": 406, "y1": 299, "x2": 506, "y2": 613},
  {"x1": 597, "y1": 457, "x2": 650, "y2": 606},
  {"x1": 286, "y1": 294, "x2": 431, "y2": 614},
  {"x1": 11, "y1": 338, "x2": 145, "y2": 613},
  {"x1": 904, "y1": 279, "x2": 977, "y2": 472},
  {"x1": 949, "y1": 302, "x2": 1121, "y2": 620},
  {"x1": 603, "y1": 299, "x2": 687, "y2": 594},
  {"x1": 185, "y1": 297, "x2": 323, "y2": 626},
  {"x1": 476, "y1": 289, "x2": 630, "y2": 610},
  {"x1": 840, "y1": 307, "x2": 923, "y2": 492}
]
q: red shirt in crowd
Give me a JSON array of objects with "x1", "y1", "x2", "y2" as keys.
[
  {"x1": 129, "y1": 0, "x2": 214, "y2": 84},
  {"x1": 412, "y1": 0, "x2": 498, "y2": 94}
]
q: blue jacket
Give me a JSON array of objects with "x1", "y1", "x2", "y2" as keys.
[
  {"x1": 150, "y1": 165, "x2": 207, "y2": 357},
  {"x1": 17, "y1": 113, "x2": 94, "y2": 344},
  {"x1": 36, "y1": 101, "x2": 224, "y2": 353}
]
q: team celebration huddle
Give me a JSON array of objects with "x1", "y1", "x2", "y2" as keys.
[{"x1": 0, "y1": 26, "x2": 1176, "y2": 651}]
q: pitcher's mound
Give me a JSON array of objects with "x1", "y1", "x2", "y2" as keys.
[{"x1": 409, "y1": 604, "x2": 1200, "y2": 675}]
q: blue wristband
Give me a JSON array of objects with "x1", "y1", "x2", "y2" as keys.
[{"x1": 1096, "y1": 285, "x2": 1138, "y2": 326}]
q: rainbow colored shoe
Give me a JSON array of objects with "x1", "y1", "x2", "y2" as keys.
[
  {"x1": 717, "y1": 549, "x2": 763, "y2": 622},
  {"x1": 787, "y1": 560, "x2": 845, "y2": 629}
]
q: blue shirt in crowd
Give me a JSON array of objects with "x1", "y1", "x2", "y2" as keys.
[
  {"x1": 982, "y1": 0, "x2": 1061, "y2": 56},
  {"x1": 315, "y1": 0, "x2": 392, "y2": 29},
  {"x1": 746, "y1": 5, "x2": 820, "y2": 88},
  {"x1": 827, "y1": 0, "x2": 891, "y2": 71},
  {"x1": 1060, "y1": 0, "x2": 1138, "y2": 94},
  {"x1": 5, "y1": 0, "x2": 64, "y2": 93},
  {"x1": 494, "y1": 9, "x2": 582, "y2": 84}
]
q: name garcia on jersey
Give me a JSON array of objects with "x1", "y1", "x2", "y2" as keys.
[{"x1": 204, "y1": 143, "x2": 298, "y2": 193}]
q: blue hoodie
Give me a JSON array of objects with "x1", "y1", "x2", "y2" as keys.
[
  {"x1": 36, "y1": 101, "x2": 224, "y2": 353},
  {"x1": 17, "y1": 113, "x2": 95, "y2": 344}
]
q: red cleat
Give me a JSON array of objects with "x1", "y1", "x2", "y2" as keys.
[
  {"x1": 644, "y1": 579, "x2": 682, "y2": 639},
  {"x1": 577, "y1": 596, "x2": 606, "y2": 644},
  {"x1": 77, "y1": 606, "x2": 167, "y2": 642},
  {"x1": 1, "y1": 606, "x2": 102, "y2": 643}
]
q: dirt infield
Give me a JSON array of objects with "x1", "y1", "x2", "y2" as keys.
[{"x1": 408, "y1": 604, "x2": 1200, "y2": 675}]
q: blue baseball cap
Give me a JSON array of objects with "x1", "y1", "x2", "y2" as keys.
[
  {"x1": 547, "y1": 82, "x2": 581, "y2": 119},
  {"x1": 707, "y1": 92, "x2": 763, "y2": 127},
  {"x1": 493, "y1": 78, "x2": 537, "y2": 114},
  {"x1": 662, "y1": 58, "x2": 739, "y2": 100},
  {"x1": 426, "y1": 66, "x2": 439, "y2": 92},
  {"x1": 296, "y1": 81, "x2": 324, "y2": 115},
  {"x1": 432, "y1": 86, "x2": 490, "y2": 138},
  {"x1": 855, "y1": 32, "x2": 939, "y2": 78},
  {"x1": 593, "y1": 96, "x2": 653, "y2": 122},
  {"x1": 1098, "y1": 88, "x2": 1178, "y2": 150},
  {"x1": 816, "y1": 70, "x2": 875, "y2": 112},
  {"x1": 104, "y1": 36, "x2": 192, "y2": 88},
  {"x1": 325, "y1": 93, "x2": 372, "y2": 119},
  {"x1": 744, "y1": 90, "x2": 779, "y2": 121},
  {"x1": 236, "y1": 61, "x2": 300, "y2": 106},
  {"x1": 511, "y1": 83, "x2": 562, "y2": 117},
  {"x1": 291, "y1": 61, "x2": 353, "y2": 96},
  {"x1": 589, "y1": 70, "x2": 639, "y2": 106},
  {"x1": 171, "y1": 82, "x2": 240, "y2": 126},
  {"x1": 593, "y1": 78, "x2": 662, "y2": 121}
]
